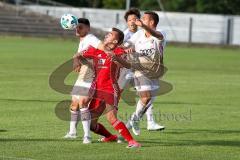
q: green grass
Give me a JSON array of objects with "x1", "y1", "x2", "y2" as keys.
[{"x1": 0, "y1": 36, "x2": 240, "y2": 160}]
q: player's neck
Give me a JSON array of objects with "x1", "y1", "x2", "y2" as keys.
[
  {"x1": 145, "y1": 27, "x2": 156, "y2": 38},
  {"x1": 79, "y1": 36, "x2": 85, "y2": 41}
]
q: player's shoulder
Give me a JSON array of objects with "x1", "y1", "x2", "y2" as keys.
[
  {"x1": 133, "y1": 29, "x2": 144, "y2": 37},
  {"x1": 85, "y1": 45, "x2": 97, "y2": 52},
  {"x1": 123, "y1": 28, "x2": 129, "y2": 35},
  {"x1": 156, "y1": 29, "x2": 167, "y2": 39},
  {"x1": 85, "y1": 34, "x2": 99, "y2": 41}
]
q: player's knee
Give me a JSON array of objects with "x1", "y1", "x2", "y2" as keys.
[
  {"x1": 140, "y1": 97, "x2": 151, "y2": 105},
  {"x1": 71, "y1": 101, "x2": 79, "y2": 111},
  {"x1": 78, "y1": 97, "x2": 89, "y2": 108}
]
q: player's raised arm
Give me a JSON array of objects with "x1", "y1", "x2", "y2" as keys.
[
  {"x1": 135, "y1": 18, "x2": 164, "y2": 40},
  {"x1": 110, "y1": 52, "x2": 131, "y2": 69},
  {"x1": 73, "y1": 50, "x2": 94, "y2": 72}
]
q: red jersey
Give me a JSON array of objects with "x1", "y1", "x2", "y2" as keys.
[{"x1": 82, "y1": 46, "x2": 125, "y2": 106}]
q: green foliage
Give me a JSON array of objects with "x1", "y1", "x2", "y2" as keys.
[
  {"x1": 102, "y1": 0, "x2": 125, "y2": 9},
  {"x1": 196, "y1": 0, "x2": 240, "y2": 15},
  {"x1": 53, "y1": 0, "x2": 240, "y2": 15}
]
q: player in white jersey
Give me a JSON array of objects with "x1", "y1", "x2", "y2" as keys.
[
  {"x1": 118, "y1": 8, "x2": 140, "y2": 90},
  {"x1": 118, "y1": 9, "x2": 165, "y2": 132},
  {"x1": 64, "y1": 18, "x2": 101, "y2": 144},
  {"x1": 124, "y1": 11, "x2": 166, "y2": 135}
]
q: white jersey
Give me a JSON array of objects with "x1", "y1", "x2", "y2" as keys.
[
  {"x1": 127, "y1": 29, "x2": 166, "y2": 78},
  {"x1": 117, "y1": 29, "x2": 137, "y2": 89},
  {"x1": 123, "y1": 28, "x2": 137, "y2": 42},
  {"x1": 77, "y1": 34, "x2": 100, "y2": 52},
  {"x1": 72, "y1": 34, "x2": 100, "y2": 99},
  {"x1": 76, "y1": 34, "x2": 101, "y2": 82}
]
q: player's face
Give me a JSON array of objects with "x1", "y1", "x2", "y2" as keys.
[
  {"x1": 103, "y1": 31, "x2": 119, "y2": 50},
  {"x1": 141, "y1": 14, "x2": 154, "y2": 28},
  {"x1": 75, "y1": 23, "x2": 89, "y2": 37},
  {"x1": 127, "y1": 14, "x2": 138, "y2": 32}
]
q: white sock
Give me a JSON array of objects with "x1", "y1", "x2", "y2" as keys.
[
  {"x1": 69, "y1": 110, "x2": 79, "y2": 134},
  {"x1": 80, "y1": 107, "x2": 91, "y2": 138},
  {"x1": 146, "y1": 104, "x2": 155, "y2": 125},
  {"x1": 145, "y1": 97, "x2": 157, "y2": 126},
  {"x1": 131, "y1": 100, "x2": 146, "y2": 121}
]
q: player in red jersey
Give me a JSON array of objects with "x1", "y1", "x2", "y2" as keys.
[{"x1": 73, "y1": 28, "x2": 141, "y2": 148}]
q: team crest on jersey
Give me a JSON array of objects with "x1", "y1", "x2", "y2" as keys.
[{"x1": 98, "y1": 58, "x2": 106, "y2": 65}]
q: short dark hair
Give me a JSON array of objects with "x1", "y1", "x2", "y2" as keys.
[
  {"x1": 78, "y1": 18, "x2": 90, "y2": 27},
  {"x1": 124, "y1": 8, "x2": 141, "y2": 21},
  {"x1": 112, "y1": 27, "x2": 124, "y2": 45},
  {"x1": 144, "y1": 11, "x2": 159, "y2": 27}
]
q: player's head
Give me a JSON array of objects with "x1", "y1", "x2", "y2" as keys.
[
  {"x1": 141, "y1": 11, "x2": 159, "y2": 28},
  {"x1": 124, "y1": 8, "x2": 141, "y2": 32},
  {"x1": 103, "y1": 27, "x2": 124, "y2": 50},
  {"x1": 76, "y1": 18, "x2": 90, "y2": 37}
]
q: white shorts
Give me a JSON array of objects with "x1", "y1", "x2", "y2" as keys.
[
  {"x1": 71, "y1": 79, "x2": 92, "y2": 100},
  {"x1": 118, "y1": 68, "x2": 133, "y2": 90},
  {"x1": 134, "y1": 75, "x2": 160, "y2": 92}
]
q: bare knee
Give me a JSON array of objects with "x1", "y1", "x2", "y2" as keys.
[
  {"x1": 140, "y1": 97, "x2": 151, "y2": 106},
  {"x1": 78, "y1": 96, "x2": 90, "y2": 108},
  {"x1": 71, "y1": 99, "x2": 79, "y2": 111}
]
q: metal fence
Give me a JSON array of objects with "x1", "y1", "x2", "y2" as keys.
[{"x1": 6, "y1": 4, "x2": 240, "y2": 45}]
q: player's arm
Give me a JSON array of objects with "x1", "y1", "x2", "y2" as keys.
[
  {"x1": 114, "y1": 56, "x2": 131, "y2": 69},
  {"x1": 73, "y1": 51, "x2": 94, "y2": 72},
  {"x1": 107, "y1": 51, "x2": 131, "y2": 69},
  {"x1": 135, "y1": 19, "x2": 164, "y2": 40}
]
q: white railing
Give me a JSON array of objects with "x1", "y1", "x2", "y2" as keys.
[{"x1": 2, "y1": 3, "x2": 240, "y2": 45}]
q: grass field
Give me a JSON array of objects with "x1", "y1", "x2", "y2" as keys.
[{"x1": 0, "y1": 36, "x2": 240, "y2": 160}]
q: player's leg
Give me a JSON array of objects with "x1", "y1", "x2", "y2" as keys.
[
  {"x1": 89, "y1": 100, "x2": 116, "y2": 141},
  {"x1": 64, "y1": 97, "x2": 79, "y2": 139},
  {"x1": 145, "y1": 97, "x2": 165, "y2": 131},
  {"x1": 126, "y1": 76, "x2": 158, "y2": 135},
  {"x1": 105, "y1": 104, "x2": 141, "y2": 148},
  {"x1": 78, "y1": 95, "x2": 92, "y2": 143},
  {"x1": 128, "y1": 90, "x2": 152, "y2": 135}
]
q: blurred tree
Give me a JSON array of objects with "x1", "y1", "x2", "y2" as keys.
[
  {"x1": 196, "y1": 0, "x2": 240, "y2": 15},
  {"x1": 102, "y1": 0, "x2": 125, "y2": 9},
  {"x1": 53, "y1": 0, "x2": 240, "y2": 15}
]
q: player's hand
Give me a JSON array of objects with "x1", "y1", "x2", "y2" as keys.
[
  {"x1": 73, "y1": 52, "x2": 81, "y2": 72},
  {"x1": 74, "y1": 66, "x2": 81, "y2": 72},
  {"x1": 135, "y1": 19, "x2": 143, "y2": 27},
  {"x1": 124, "y1": 47, "x2": 135, "y2": 54}
]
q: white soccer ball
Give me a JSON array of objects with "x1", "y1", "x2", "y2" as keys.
[{"x1": 60, "y1": 14, "x2": 78, "y2": 30}]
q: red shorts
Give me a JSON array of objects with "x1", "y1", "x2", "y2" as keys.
[{"x1": 89, "y1": 82, "x2": 120, "y2": 107}]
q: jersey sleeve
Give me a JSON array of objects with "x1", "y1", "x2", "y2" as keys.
[
  {"x1": 82, "y1": 46, "x2": 97, "y2": 59},
  {"x1": 114, "y1": 47, "x2": 125, "y2": 56},
  {"x1": 87, "y1": 35, "x2": 101, "y2": 48},
  {"x1": 128, "y1": 30, "x2": 141, "y2": 43}
]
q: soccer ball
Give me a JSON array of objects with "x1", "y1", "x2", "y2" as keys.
[{"x1": 60, "y1": 14, "x2": 78, "y2": 30}]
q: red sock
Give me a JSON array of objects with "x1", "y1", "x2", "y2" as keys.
[
  {"x1": 112, "y1": 120, "x2": 133, "y2": 142},
  {"x1": 91, "y1": 123, "x2": 113, "y2": 138}
]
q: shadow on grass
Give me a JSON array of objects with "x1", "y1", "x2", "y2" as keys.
[
  {"x1": 0, "y1": 98, "x2": 59, "y2": 103},
  {"x1": 166, "y1": 129, "x2": 240, "y2": 134},
  {"x1": 0, "y1": 138, "x2": 81, "y2": 142},
  {"x1": 0, "y1": 98, "x2": 228, "y2": 107},
  {"x1": 1, "y1": 138, "x2": 239, "y2": 148},
  {"x1": 0, "y1": 130, "x2": 7, "y2": 132},
  {"x1": 140, "y1": 139, "x2": 240, "y2": 147}
]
